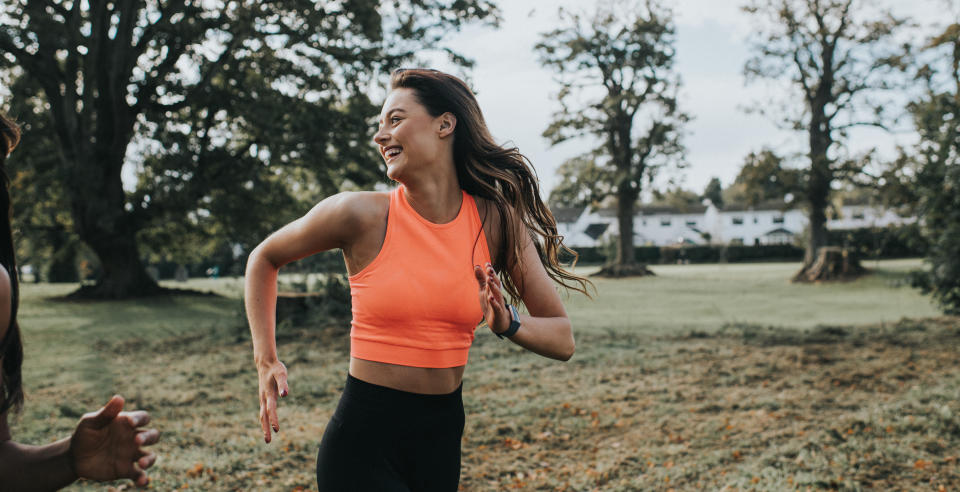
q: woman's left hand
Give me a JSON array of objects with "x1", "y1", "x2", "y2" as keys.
[
  {"x1": 69, "y1": 395, "x2": 159, "y2": 487},
  {"x1": 474, "y1": 263, "x2": 510, "y2": 335}
]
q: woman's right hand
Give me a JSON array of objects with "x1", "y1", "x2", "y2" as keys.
[{"x1": 257, "y1": 359, "x2": 290, "y2": 444}]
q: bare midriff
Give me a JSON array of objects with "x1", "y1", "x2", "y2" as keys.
[{"x1": 349, "y1": 357, "x2": 465, "y2": 394}]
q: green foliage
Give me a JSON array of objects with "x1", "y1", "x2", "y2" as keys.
[
  {"x1": 650, "y1": 186, "x2": 701, "y2": 209},
  {"x1": 827, "y1": 224, "x2": 928, "y2": 261},
  {"x1": 0, "y1": 0, "x2": 498, "y2": 296},
  {"x1": 725, "y1": 148, "x2": 802, "y2": 208},
  {"x1": 890, "y1": 22, "x2": 960, "y2": 314},
  {"x1": 560, "y1": 244, "x2": 806, "y2": 265},
  {"x1": 702, "y1": 177, "x2": 724, "y2": 209},
  {"x1": 535, "y1": 0, "x2": 686, "y2": 268},
  {"x1": 548, "y1": 154, "x2": 614, "y2": 208}
]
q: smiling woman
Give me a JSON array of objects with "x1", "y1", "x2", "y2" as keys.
[{"x1": 244, "y1": 68, "x2": 593, "y2": 491}]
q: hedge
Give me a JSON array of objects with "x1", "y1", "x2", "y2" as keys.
[{"x1": 559, "y1": 225, "x2": 925, "y2": 266}]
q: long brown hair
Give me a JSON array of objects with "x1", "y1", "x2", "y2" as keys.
[
  {"x1": 390, "y1": 69, "x2": 593, "y2": 304},
  {"x1": 0, "y1": 111, "x2": 23, "y2": 415}
]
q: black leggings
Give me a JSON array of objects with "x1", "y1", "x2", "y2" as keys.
[{"x1": 316, "y1": 374, "x2": 464, "y2": 492}]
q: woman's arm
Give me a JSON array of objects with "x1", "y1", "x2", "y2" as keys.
[
  {"x1": 245, "y1": 191, "x2": 379, "y2": 443},
  {"x1": 0, "y1": 396, "x2": 159, "y2": 491},
  {"x1": 474, "y1": 230, "x2": 575, "y2": 361},
  {"x1": 0, "y1": 426, "x2": 76, "y2": 491}
]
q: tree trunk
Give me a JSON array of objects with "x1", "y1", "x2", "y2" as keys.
[
  {"x1": 65, "y1": 146, "x2": 160, "y2": 298},
  {"x1": 795, "y1": 84, "x2": 834, "y2": 281},
  {"x1": 67, "y1": 227, "x2": 161, "y2": 299},
  {"x1": 792, "y1": 246, "x2": 864, "y2": 282},
  {"x1": 615, "y1": 183, "x2": 637, "y2": 267},
  {"x1": 595, "y1": 162, "x2": 653, "y2": 278}
]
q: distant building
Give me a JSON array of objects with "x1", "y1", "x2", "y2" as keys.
[{"x1": 554, "y1": 200, "x2": 914, "y2": 248}]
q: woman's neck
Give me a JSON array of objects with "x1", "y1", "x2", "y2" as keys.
[{"x1": 400, "y1": 172, "x2": 462, "y2": 224}]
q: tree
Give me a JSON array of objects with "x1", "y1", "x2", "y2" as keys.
[
  {"x1": 701, "y1": 176, "x2": 724, "y2": 209},
  {"x1": 548, "y1": 153, "x2": 615, "y2": 209},
  {"x1": 0, "y1": 0, "x2": 497, "y2": 298},
  {"x1": 743, "y1": 0, "x2": 904, "y2": 278},
  {"x1": 536, "y1": 0, "x2": 686, "y2": 277},
  {"x1": 883, "y1": 20, "x2": 960, "y2": 313},
  {"x1": 725, "y1": 148, "x2": 803, "y2": 207},
  {"x1": 3, "y1": 71, "x2": 79, "y2": 281},
  {"x1": 650, "y1": 186, "x2": 700, "y2": 209}
]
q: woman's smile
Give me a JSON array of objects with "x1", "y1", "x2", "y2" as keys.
[{"x1": 383, "y1": 145, "x2": 403, "y2": 163}]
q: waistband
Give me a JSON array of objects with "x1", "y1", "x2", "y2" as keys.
[{"x1": 342, "y1": 373, "x2": 463, "y2": 408}]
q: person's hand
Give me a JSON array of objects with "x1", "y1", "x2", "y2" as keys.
[
  {"x1": 257, "y1": 359, "x2": 289, "y2": 443},
  {"x1": 474, "y1": 262, "x2": 510, "y2": 335},
  {"x1": 69, "y1": 395, "x2": 159, "y2": 487}
]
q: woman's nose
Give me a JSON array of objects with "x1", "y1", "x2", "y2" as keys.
[{"x1": 373, "y1": 126, "x2": 389, "y2": 145}]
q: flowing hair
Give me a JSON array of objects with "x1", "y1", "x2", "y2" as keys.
[
  {"x1": 390, "y1": 69, "x2": 593, "y2": 304},
  {"x1": 0, "y1": 112, "x2": 22, "y2": 415}
]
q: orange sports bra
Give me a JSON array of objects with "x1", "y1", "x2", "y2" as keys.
[{"x1": 348, "y1": 185, "x2": 492, "y2": 368}]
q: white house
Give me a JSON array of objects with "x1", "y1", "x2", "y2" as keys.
[{"x1": 555, "y1": 200, "x2": 915, "y2": 248}]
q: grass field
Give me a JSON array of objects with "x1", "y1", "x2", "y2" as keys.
[{"x1": 10, "y1": 259, "x2": 959, "y2": 491}]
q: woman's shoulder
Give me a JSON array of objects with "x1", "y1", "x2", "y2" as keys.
[{"x1": 332, "y1": 190, "x2": 390, "y2": 226}]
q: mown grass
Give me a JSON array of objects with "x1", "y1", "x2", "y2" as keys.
[{"x1": 10, "y1": 259, "x2": 958, "y2": 491}]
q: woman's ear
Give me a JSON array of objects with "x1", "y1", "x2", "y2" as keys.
[{"x1": 437, "y1": 112, "x2": 457, "y2": 138}]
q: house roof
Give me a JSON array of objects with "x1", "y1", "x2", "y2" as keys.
[
  {"x1": 595, "y1": 205, "x2": 708, "y2": 217},
  {"x1": 584, "y1": 223, "x2": 610, "y2": 240},
  {"x1": 552, "y1": 206, "x2": 585, "y2": 223},
  {"x1": 721, "y1": 200, "x2": 792, "y2": 212}
]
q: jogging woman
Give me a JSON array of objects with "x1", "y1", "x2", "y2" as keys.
[
  {"x1": 0, "y1": 112, "x2": 159, "y2": 489},
  {"x1": 245, "y1": 68, "x2": 591, "y2": 491}
]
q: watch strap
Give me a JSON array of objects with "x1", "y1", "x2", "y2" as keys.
[{"x1": 497, "y1": 304, "x2": 521, "y2": 339}]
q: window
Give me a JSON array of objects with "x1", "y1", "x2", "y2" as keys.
[
  {"x1": 753, "y1": 217, "x2": 759, "y2": 224},
  {"x1": 732, "y1": 217, "x2": 744, "y2": 225},
  {"x1": 852, "y1": 212, "x2": 865, "y2": 220},
  {"x1": 730, "y1": 238, "x2": 744, "y2": 245},
  {"x1": 686, "y1": 220, "x2": 697, "y2": 226},
  {"x1": 660, "y1": 219, "x2": 672, "y2": 227},
  {"x1": 773, "y1": 216, "x2": 785, "y2": 224}
]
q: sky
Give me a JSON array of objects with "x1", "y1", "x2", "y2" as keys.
[{"x1": 428, "y1": 0, "x2": 948, "y2": 198}]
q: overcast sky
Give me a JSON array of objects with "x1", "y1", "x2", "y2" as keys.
[{"x1": 427, "y1": 0, "x2": 948, "y2": 198}]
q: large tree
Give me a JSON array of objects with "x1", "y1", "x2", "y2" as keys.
[
  {"x1": 536, "y1": 0, "x2": 686, "y2": 277},
  {"x1": 880, "y1": 20, "x2": 960, "y2": 313},
  {"x1": 0, "y1": 0, "x2": 497, "y2": 298},
  {"x1": 743, "y1": 0, "x2": 904, "y2": 278}
]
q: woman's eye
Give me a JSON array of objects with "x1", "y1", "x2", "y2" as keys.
[{"x1": 391, "y1": 117, "x2": 401, "y2": 124}]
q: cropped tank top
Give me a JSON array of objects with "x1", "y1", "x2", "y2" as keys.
[{"x1": 348, "y1": 185, "x2": 492, "y2": 368}]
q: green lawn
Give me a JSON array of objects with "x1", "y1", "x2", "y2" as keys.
[
  {"x1": 10, "y1": 259, "x2": 958, "y2": 491},
  {"x1": 565, "y1": 259, "x2": 940, "y2": 334}
]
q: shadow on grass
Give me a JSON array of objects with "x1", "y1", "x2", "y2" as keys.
[{"x1": 48, "y1": 284, "x2": 222, "y2": 302}]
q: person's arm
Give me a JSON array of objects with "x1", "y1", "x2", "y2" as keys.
[
  {"x1": 0, "y1": 420, "x2": 76, "y2": 491},
  {"x1": 474, "y1": 228, "x2": 575, "y2": 361},
  {"x1": 0, "y1": 396, "x2": 159, "y2": 491},
  {"x1": 245, "y1": 191, "x2": 375, "y2": 444}
]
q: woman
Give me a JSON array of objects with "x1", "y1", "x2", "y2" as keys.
[
  {"x1": 0, "y1": 112, "x2": 159, "y2": 490},
  {"x1": 245, "y1": 68, "x2": 592, "y2": 490}
]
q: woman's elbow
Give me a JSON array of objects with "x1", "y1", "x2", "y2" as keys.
[{"x1": 555, "y1": 321, "x2": 575, "y2": 361}]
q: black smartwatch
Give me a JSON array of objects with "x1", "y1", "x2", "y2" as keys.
[{"x1": 497, "y1": 304, "x2": 521, "y2": 339}]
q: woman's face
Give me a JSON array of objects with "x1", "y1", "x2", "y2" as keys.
[{"x1": 373, "y1": 88, "x2": 451, "y2": 181}]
